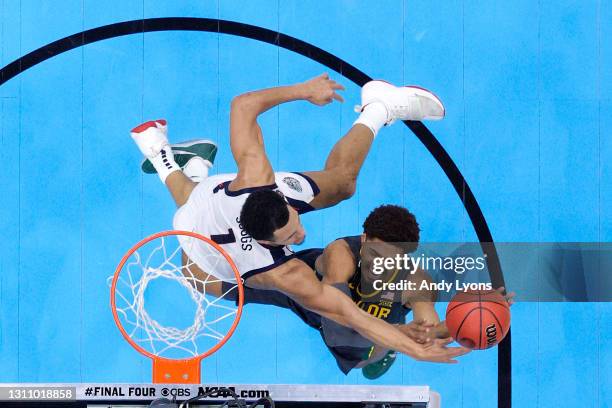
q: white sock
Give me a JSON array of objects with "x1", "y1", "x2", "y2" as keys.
[
  {"x1": 353, "y1": 102, "x2": 388, "y2": 137},
  {"x1": 148, "y1": 146, "x2": 180, "y2": 183},
  {"x1": 183, "y1": 156, "x2": 211, "y2": 183}
]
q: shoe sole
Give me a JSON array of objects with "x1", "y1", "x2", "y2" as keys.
[{"x1": 141, "y1": 139, "x2": 218, "y2": 174}]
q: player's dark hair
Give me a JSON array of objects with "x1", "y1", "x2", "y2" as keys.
[
  {"x1": 363, "y1": 204, "x2": 420, "y2": 244},
  {"x1": 240, "y1": 190, "x2": 290, "y2": 241}
]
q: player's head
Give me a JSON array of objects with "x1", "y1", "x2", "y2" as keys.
[
  {"x1": 361, "y1": 204, "x2": 420, "y2": 252},
  {"x1": 359, "y1": 205, "x2": 421, "y2": 285},
  {"x1": 240, "y1": 190, "x2": 306, "y2": 246}
]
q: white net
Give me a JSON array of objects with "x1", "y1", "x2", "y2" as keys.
[{"x1": 110, "y1": 233, "x2": 242, "y2": 359}]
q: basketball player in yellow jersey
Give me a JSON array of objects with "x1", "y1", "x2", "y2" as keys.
[
  {"x1": 219, "y1": 205, "x2": 515, "y2": 378},
  {"x1": 218, "y1": 204, "x2": 446, "y2": 378},
  {"x1": 131, "y1": 74, "x2": 469, "y2": 363}
]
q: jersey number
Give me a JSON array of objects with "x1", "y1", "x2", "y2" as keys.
[
  {"x1": 211, "y1": 228, "x2": 253, "y2": 251},
  {"x1": 210, "y1": 228, "x2": 237, "y2": 245}
]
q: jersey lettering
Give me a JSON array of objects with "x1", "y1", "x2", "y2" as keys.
[
  {"x1": 235, "y1": 217, "x2": 253, "y2": 251},
  {"x1": 356, "y1": 300, "x2": 392, "y2": 320}
]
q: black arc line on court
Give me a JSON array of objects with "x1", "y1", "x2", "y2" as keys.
[{"x1": 0, "y1": 17, "x2": 511, "y2": 408}]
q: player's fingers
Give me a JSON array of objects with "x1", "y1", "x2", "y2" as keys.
[
  {"x1": 418, "y1": 319, "x2": 436, "y2": 327},
  {"x1": 414, "y1": 325, "x2": 431, "y2": 333},
  {"x1": 330, "y1": 81, "x2": 345, "y2": 91},
  {"x1": 418, "y1": 345, "x2": 468, "y2": 363},
  {"x1": 411, "y1": 329, "x2": 427, "y2": 338},
  {"x1": 320, "y1": 72, "x2": 329, "y2": 79},
  {"x1": 420, "y1": 334, "x2": 434, "y2": 344},
  {"x1": 332, "y1": 92, "x2": 344, "y2": 102},
  {"x1": 447, "y1": 346, "x2": 471, "y2": 357},
  {"x1": 408, "y1": 321, "x2": 427, "y2": 330},
  {"x1": 414, "y1": 319, "x2": 435, "y2": 328},
  {"x1": 421, "y1": 344, "x2": 470, "y2": 363},
  {"x1": 435, "y1": 337, "x2": 454, "y2": 347}
]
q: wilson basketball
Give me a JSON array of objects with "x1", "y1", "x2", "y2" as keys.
[{"x1": 445, "y1": 289, "x2": 510, "y2": 349}]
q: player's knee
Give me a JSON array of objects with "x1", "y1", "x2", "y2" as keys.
[
  {"x1": 325, "y1": 168, "x2": 357, "y2": 200},
  {"x1": 337, "y1": 178, "x2": 357, "y2": 200},
  {"x1": 231, "y1": 93, "x2": 256, "y2": 112}
]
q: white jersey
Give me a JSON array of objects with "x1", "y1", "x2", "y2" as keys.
[{"x1": 173, "y1": 172, "x2": 319, "y2": 281}]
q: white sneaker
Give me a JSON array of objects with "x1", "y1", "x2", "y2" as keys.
[
  {"x1": 182, "y1": 156, "x2": 211, "y2": 183},
  {"x1": 355, "y1": 80, "x2": 445, "y2": 123},
  {"x1": 130, "y1": 119, "x2": 169, "y2": 158}
]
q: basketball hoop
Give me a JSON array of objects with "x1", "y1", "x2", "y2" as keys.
[{"x1": 110, "y1": 230, "x2": 243, "y2": 384}]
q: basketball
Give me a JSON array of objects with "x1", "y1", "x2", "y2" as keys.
[{"x1": 445, "y1": 289, "x2": 511, "y2": 350}]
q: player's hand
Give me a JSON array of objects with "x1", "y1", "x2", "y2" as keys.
[
  {"x1": 496, "y1": 286, "x2": 516, "y2": 306},
  {"x1": 301, "y1": 73, "x2": 345, "y2": 106},
  {"x1": 397, "y1": 319, "x2": 436, "y2": 344},
  {"x1": 413, "y1": 337, "x2": 471, "y2": 364}
]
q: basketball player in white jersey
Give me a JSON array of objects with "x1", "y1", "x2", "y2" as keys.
[{"x1": 130, "y1": 74, "x2": 469, "y2": 363}]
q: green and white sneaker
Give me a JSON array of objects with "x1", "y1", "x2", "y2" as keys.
[
  {"x1": 141, "y1": 139, "x2": 218, "y2": 180},
  {"x1": 362, "y1": 350, "x2": 397, "y2": 380}
]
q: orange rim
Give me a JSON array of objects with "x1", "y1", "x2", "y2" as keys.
[{"x1": 110, "y1": 230, "x2": 244, "y2": 366}]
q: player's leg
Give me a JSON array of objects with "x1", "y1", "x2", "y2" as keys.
[
  {"x1": 304, "y1": 81, "x2": 445, "y2": 210},
  {"x1": 160, "y1": 152, "x2": 217, "y2": 206},
  {"x1": 165, "y1": 172, "x2": 197, "y2": 207},
  {"x1": 304, "y1": 123, "x2": 375, "y2": 209}
]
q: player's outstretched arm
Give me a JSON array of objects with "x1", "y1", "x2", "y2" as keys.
[
  {"x1": 400, "y1": 268, "x2": 449, "y2": 341},
  {"x1": 229, "y1": 74, "x2": 344, "y2": 190},
  {"x1": 257, "y1": 259, "x2": 470, "y2": 363},
  {"x1": 232, "y1": 73, "x2": 344, "y2": 118}
]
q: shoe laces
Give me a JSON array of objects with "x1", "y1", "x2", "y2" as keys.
[
  {"x1": 355, "y1": 97, "x2": 422, "y2": 125},
  {"x1": 386, "y1": 98, "x2": 423, "y2": 124}
]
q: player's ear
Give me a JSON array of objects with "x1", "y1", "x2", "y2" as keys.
[{"x1": 360, "y1": 234, "x2": 367, "y2": 244}]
